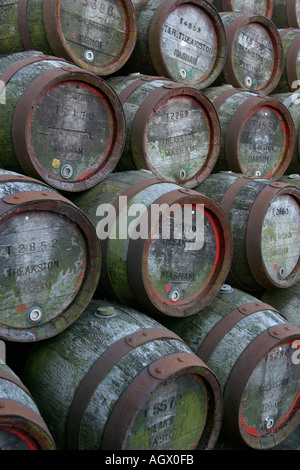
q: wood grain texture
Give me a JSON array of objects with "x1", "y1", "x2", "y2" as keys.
[{"x1": 208, "y1": 0, "x2": 273, "y2": 17}]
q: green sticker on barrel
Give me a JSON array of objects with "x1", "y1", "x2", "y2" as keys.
[
  {"x1": 146, "y1": 96, "x2": 211, "y2": 183},
  {"x1": 125, "y1": 375, "x2": 208, "y2": 450},
  {"x1": 240, "y1": 341, "x2": 300, "y2": 438},
  {"x1": 29, "y1": 80, "x2": 114, "y2": 183},
  {"x1": 161, "y1": 4, "x2": 218, "y2": 84},
  {"x1": 261, "y1": 194, "x2": 300, "y2": 283}
]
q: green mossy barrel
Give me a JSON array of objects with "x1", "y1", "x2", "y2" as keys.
[
  {"x1": 0, "y1": 363, "x2": 56, "y2": 450},
  {"x1": 194, "y1": 172, "x2": 300, "y2": 292},
  {"x1": 107, "y1": 74, "x2": 221, "y2": 188},
  {"x1": 125, "y1": 0, "x2": 227, "y2": 89},
  {"x1": 161, "y1": 285, "x2": 300, "y2": 450},
  {"x1": 0, "y1": 169, "x2": 101, "y2": 342},
  {"x1": 272, "y1": 0, "x2": 300, "y2": 29},
  {"x1": 203, "y1": 86, "x2": 295, "y2": 179},
  {"x1": 208, "y1": 0, "x2": 273, "y2": 18},
  {"x1": 0, "y1": 0, "x2": 137, "y2": 76},
  {"x1": 262, "y1": 281, "x2": 300, "y2": 327},
  {"x1": 72, "y1": 170, "x2": 233, "y2": 318},
  {"x1": 212, "y1": 12, "x2": 283, "y2": 95},
  {"x1": 0, "y1": 51, "x2": 126, "y2": 192},
  {"x1": 272, "y1": 29, "x2": 300, "y2": 93},
  {"x1": 22, "y1": 299, "x2": 223, "y2": 450},
  {"x1": 271, "y1": 93, "x2": 300, "y2": 174},
  {"x1": 279, "y1": 173, "x2": 300, "y2": 187}
]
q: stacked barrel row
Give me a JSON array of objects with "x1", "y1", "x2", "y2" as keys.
[{"x1": 0, "y1": 0, "x2": 299, "y2": 452}]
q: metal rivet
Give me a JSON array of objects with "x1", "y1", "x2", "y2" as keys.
[
  {"x1": 60, "y1": 164, "x2": 73, "y2": 179},
  {"x1": 244, "y1": 76, "x2": 253, "y2": 88},
  {"x1": 255, "y1": 170, "x2": 261, "y2": 176},
  {"x1": 28, "y1": 307, "x2": 43, "y2": 323},
  {"x1": 142, "y1": 332, "x2": 148, "y2": 336},
  {"x1": 273, "y1": 330, "x2": 279, "y2": 335},
  {"x1": 170, "y1": 290, "x2": 180, "y2": 302},
  {"x1": 84, "y1": 50, "x2": 94, "y2": 62},
  {"x1": 156, "y1": 368, "x2": 162, "y2": 374},
  {"x1": 177, "y1": 357, "x2": 184, "y2": 362},
  {"x1": 178, "y1": 168, "x2": 187, "y2": 180}
]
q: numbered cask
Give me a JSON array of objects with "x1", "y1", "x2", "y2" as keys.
[
  {"x1": 125, "y1": 0, "x2": 227, "y2": 89},
  {"x1": 72, "y1": 170, "x2": 233, "y2": 318},
  {"x1": 203, "y1": 86, "x2": 295, "y2": 179},
  {"x1": 272, "y1": 0, "x2": 300, "y2": 29},
  {"x1": 107, "y1": 75, "x2": 221, "y2": 187},
  {"x1": 0, "y1": 0, "x2": 137, "y2": 76},
  {"x1": 212, "y1": 12, "x2": 283, "y2": 94},
  {"x1": 0, "y1": 363, "x2": 56, "y2": 450},
  {"x1": 0, "y1": 51, "x2": 126, "y2": 192},
  {"x1": 272, "y1": 29, "x2": 300, "y2": 93},
  {"x1": 22, "y1": 299, "x2": 223, "y2": 450},
  {"x1": 207, "y1": 0, "x2": 273, "y2": 18},
  {"x1": 160, "y1": 286, "x2": 300, "y2": 450},
  {"x1": 194, "y1": 172, "x2": 300, "y2": 291},
  {"x1": 262, "y1": 282, "x2": 300, "y2": 327},
  {"x1": 271, "y1": 92, "x2": 300, "y2": 173},
  {"x1": 0, "y1": 169, "x2": 101, "y2": 342}
]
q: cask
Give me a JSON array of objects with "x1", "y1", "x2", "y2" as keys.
[
  {"x1": 125, "y1": 0, "x2": 227, "y2": 89},
  {"x1": 0, "y1": 51, "x2": 126, "y2": 192},
  {"x1": 208, "y1": 0, "x2": 273, "y2": 18},
  {"x1": 22, "y1": 300, "x2": 223, "y2": 450},
  {"x1": 262, "y1": 282, "x2": 300, "y2": 327},
  {"x1": 0, "y1": 0, "x2": 137, "y2": 76},
  {"x1": 0, "y1": 170, "x2": 101, "y2": 342},
  {"x1": 161, "y1": 286, "x2": 300, "y2": 449},
  {"x1": 214, "y1": 12, "x2": 283, "y2": 95},
  {"x1": 72, "y1": 170, "x2": 233, "y2": 318},
  {"x1": 0, "y1": 363, "x2": 56, "y2": 450},
  {"x1": 272, "y1": 0, "x2": 300, "y2": 29},
  {"x1": 107, "y1": 74, "x2": 221, "y2": 187},
  {"x1": 272, "y1": 29, "x2": 300, "y2": 93},
  {"x1": 203, "y1": 86, "x2": 295, "y2": 179},
  {"x1": 194, "y1": 172, "x2": 300, "y2": 291}
]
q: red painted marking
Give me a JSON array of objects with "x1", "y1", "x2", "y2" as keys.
[
  {"x1": 165, "y1": 284, "x2": 171, "y2": 293},
  {"x1": 72, "y1": 33, "x2": 76, "y2": 39},
  {"x1": 274, "y1": 264, "x2": 278, "y2": 271},
  {"x1": 16, "y1": 305, "x2": 27, "y2": 315}
]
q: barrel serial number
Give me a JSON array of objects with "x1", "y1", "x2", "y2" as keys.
[
  {"x1": 4, "y1": 240, "x2": 58, "y2": 256},
  {"x1": 75, "y1": 0, "x2": 115, "y2": 17}
]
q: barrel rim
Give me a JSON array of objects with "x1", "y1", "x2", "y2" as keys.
[
  {"x1": 11, "y1": 64, "x2": 126, "y2": 192},
  {"x1": 0, "y1": 186, "x2": 101, "y2": 342},
  {"x1": 221, "y1": 12, "x2": 284, "y2": 95},
  {"x1": 147, "y1": 0, "x2": 227, "y2": 88},
  {"x1": 218, "y1": 0, "x2": 273, "y2": 19}
]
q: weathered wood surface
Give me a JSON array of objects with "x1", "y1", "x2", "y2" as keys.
[
  {"x1": 262, "y1": 281, "x2": 300, "y2": 327},
  {"x1": 126, "y1": 0, "x2": 227, "y2": 88},
  {"x1": 195, "y1": 172, "x2": 300, "y2": 292},
  {"x1": 22, "y1": 299, "x2": 223, "y2": 450},
  {"x1": 271, "y1": 93, "x2": 300, "y2": 174},
  {"x1": 72, "y1": 170, "x2": 233, "y2": 318},
  {"x1": 213, "y1": 12, "x2": 283, "y2": 94},
  {"x1": 0, "y1": 169, "x2": 101, "y2": 342},
  {"x1": 272, "y1": 29, "x2": 300, "y2": 94},
  {"x1": 203, "y1": 86, "x2": 295, "y2": 179},
  {"x1": 272, "y1": 0, "x2": 300, "y2": 29},
  {"x1": 107, "y1": 75, "x2": 221, "y2": 187},
  {"x1": 0, "y1": 362, "x2": 56, "y2": 450},
  {"x1": 0, "y1": 0, "x2": 137, "y2": 76},
  {"x1": 0, "y1": 51, "x2": 126, "y2": 192},
  {"x1": 161, "y1": 286, "x2": 300, "y2": 450},
  {"x1": 280, "y1": 173, "x2": 300, "y2": 187},
  {"x1": 208, "y1": 0, "x2": 273, "y2": 17}
]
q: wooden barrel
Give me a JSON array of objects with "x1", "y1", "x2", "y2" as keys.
[
  {"x1": 272, "y1": 0, "x2": 300, "y2": 29},
  {"x1": 213, "y1": 12, "x2": 283, "y2": 95},
  {"x1": 107, "y1": 74, "x2": 221, "y2": 187},
  {"x1": 0, "y1": 51, "x2": 126, "y2": 192},
  {"x1": 203, "y1": 85, "x2": 295, "y2": 179},
  {"x1": 125, "y1": 0, "x2": 227, "y2": 89},
  {"x1": 0, "y1": 0, "x2": 137, "y2": 76},
  {"x1": 271, "y1": 92, "x2": 300, "y2": 174},
  {"x1": 207, "y1": 0, "x2": 273, "y2": 18},
  {"x1": 262, "y1": 281, "x2": 300, "y2": 327},
  {"x1": 0, "y1": 169, "x2": 101, "y2": 342},
  {"x1": 272, "y1": 29, "x2": 300, "y2": 93},
  {"x1": 194, "y1": 172, "x2": 300, "y2": 291},
  {"x1": 160, "y1": 286, "x2": 300, "y2": 450},
  {"x1": 0, "y1": 363, "x2": 56, "y2": 450},
  {"x1": 72, "y1": 170, "x2": 233, "y2": 318},
  {"x1": 22, "y1": 299, "x2": 223, "y2": 450},
  {"x1": 279, "y1": 173, "x2": 300, "y2": 187}
]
